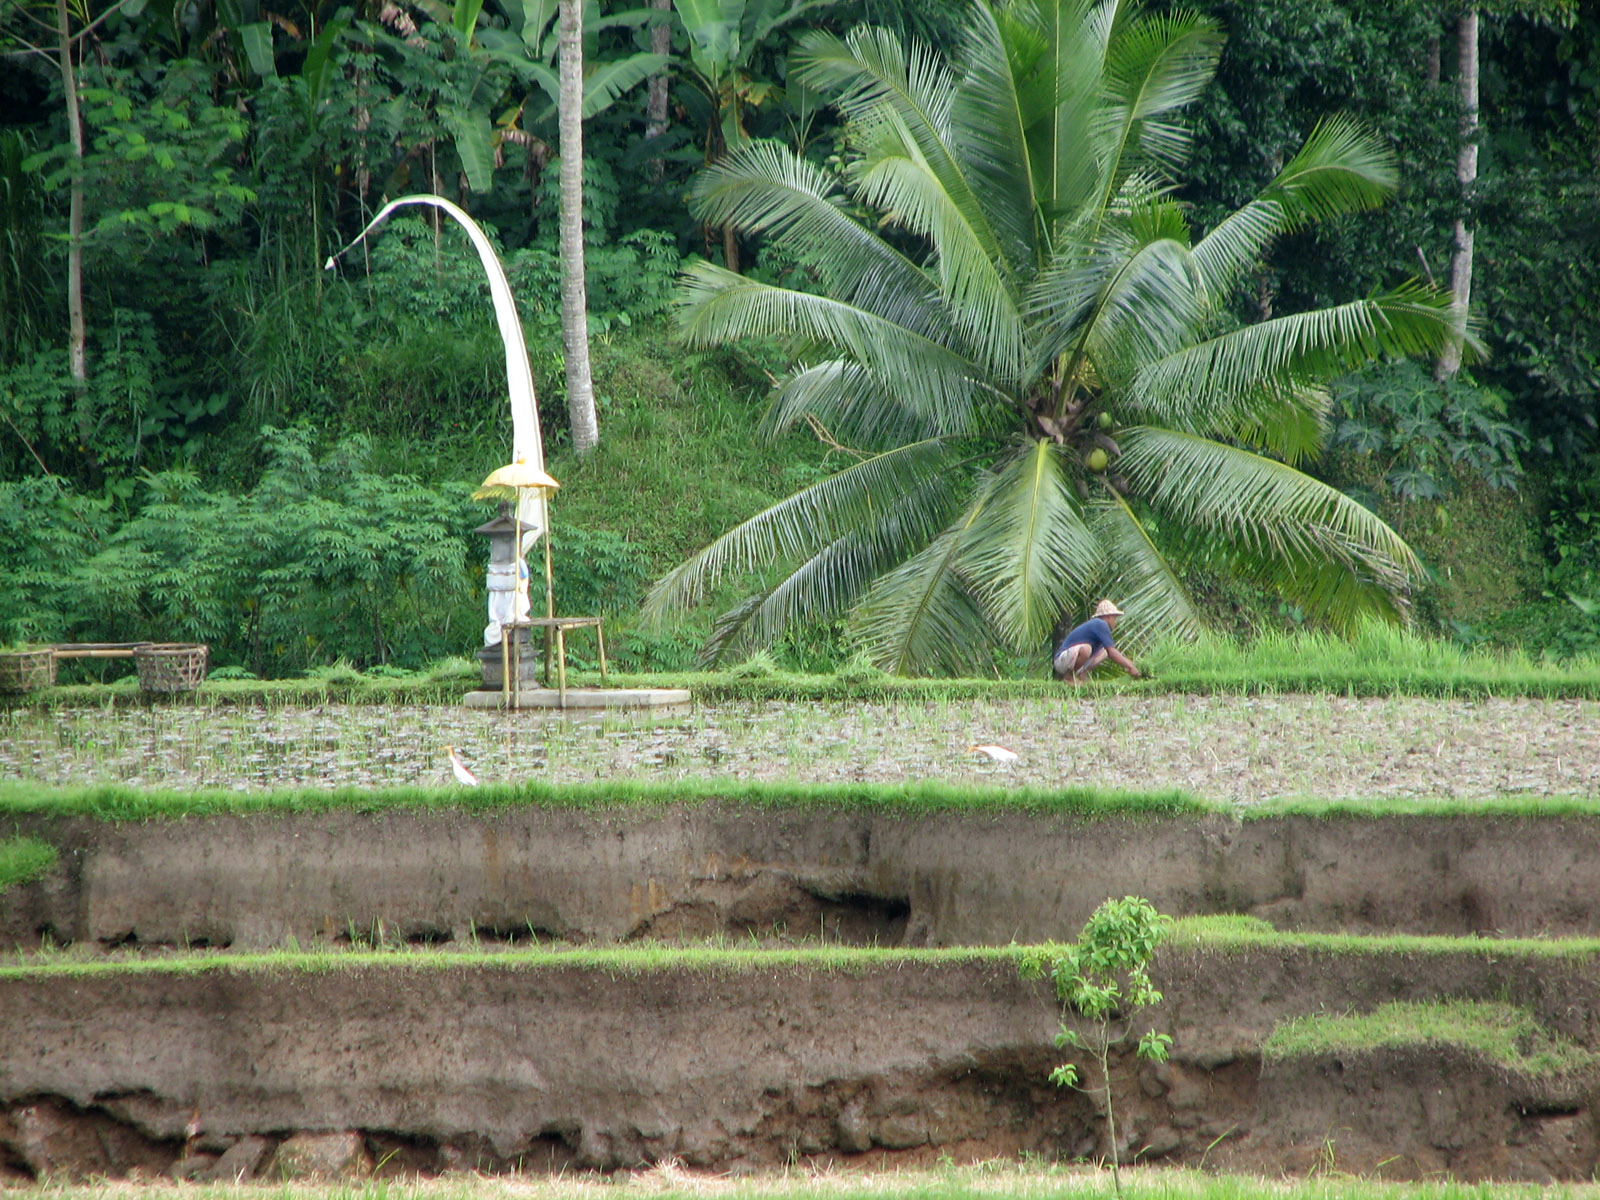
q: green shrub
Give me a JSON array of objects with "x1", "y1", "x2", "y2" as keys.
[{"x1": 1021, "y1": 897, "x2": 1174, "y2": 1195}]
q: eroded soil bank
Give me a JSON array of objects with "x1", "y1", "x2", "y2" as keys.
[
  {"x1": 8, "y1": 806, "x2": 1600, "y2": 952},
  {"x1": 3, "y1": 949, "x2": 1599, "y2": 1183}
]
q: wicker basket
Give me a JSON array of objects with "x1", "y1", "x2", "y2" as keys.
[
  {"x1": 0, "y1": 648, "x2": 57, "y2": 692},
  {"x1": 133, "y1": 643, "x2": 209, "y2": 693}
]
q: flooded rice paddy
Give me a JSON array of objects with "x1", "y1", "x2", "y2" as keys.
[{"x1": 3, "y1": 693, "x2": 1597, "y2": 802}]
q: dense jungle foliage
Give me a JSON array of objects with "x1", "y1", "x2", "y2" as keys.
[{"x1": 0, "y1": 0, "x2": 1596, "y2": 676}]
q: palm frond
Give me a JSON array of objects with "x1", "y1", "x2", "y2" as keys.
[
  {"x1": 762, "y1": 359, "x2": 1009, "y2": 448},
  {"x1": 675, "y1": 264, "x2": 988, "y2": 434},
  {"x1": 1118, "y1": 426, "x2": 1421, "y2": 625},
  {"x1": 795, "y1": 26, "x2": 1009, "y2": 275},
  {"x1": 1082, "y1": 232, "x2": 1201, "y2": 387},
  {"x1": 700, "y1": 591, "x2": 770, "y2": 667},
  {"x1": 1187, "y1": 197, "x2": 1284, "y2": 309},
  {"x1": 960, "y1": 439, "x2": 1105, "y2": 651},
  {"x1": 1088, "y1": 490, "x2": 1203, "y2": 647},
  {"x1": 1028, "y1": 220, "x2": 1201, "y2": 390},
  {"x1": 686, "y1": 142, "x2": 962, "y2": 351},
  {"x1": 1036, "y1": 0, "x2": 1111, "y2": 221},
  {"x1": 643, "y1": 438, "x2": 961, "y2": 617},
  {"x1": 698, "y1": 468, "x2": 971, "y2": 663},
  {"x1": 1261, "y1": 114, "x2": 1397, "y2": 224},
  {"x1": 947, "y1": 4, "x2": 1039, "y2": 274},
  {"x1": 1192, "y1": 115, "x2": 1396, "y2": 300},
  {"x1": 848, "y1": 148, "x2": 1027, "y2": 378},
  {"x1": 1128, "y1": 285, "x2": 1478, "y2": 432},
  {"x1": 1092, "y1": 9, "x2": 1224, "y2": 192},
  {"x1": 854, "y1": 514, "x2": 996, "y2": 677},
  {"x1": 1223, "y1": 381, "x2": 1331, "y2": 466}
]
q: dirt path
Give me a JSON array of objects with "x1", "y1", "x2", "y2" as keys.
[{"x1": 4, "y1": 694, "x2": 1597, "y2": 801}]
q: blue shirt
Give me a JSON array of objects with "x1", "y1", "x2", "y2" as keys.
[{"x1": 1060, "y1": 616, "x2": 1114, "y2": 655}]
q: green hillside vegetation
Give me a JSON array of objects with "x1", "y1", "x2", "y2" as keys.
[{"x1": 0, "y1": 0, "x2": 1596, "y2": 677}]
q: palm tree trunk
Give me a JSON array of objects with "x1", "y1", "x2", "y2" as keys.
[
  {"x1": 56, "y1": 0, "x2": 86, "y2": 392},
  {"x1": 1436, "y1": 9, "x2": 1477, "y2": 381},
  {"x1": 558, "y1": 0, "x2": 598, "y2": 456},
  {"x1": 645, "y1": 0, "x2": 671, "y2": 181}
]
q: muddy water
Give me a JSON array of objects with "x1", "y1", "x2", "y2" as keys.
[{"x1": 4, "y1": 694, "x2": 1597, "y2": 801}]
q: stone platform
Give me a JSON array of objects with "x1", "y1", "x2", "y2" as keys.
[{"x1": 461, "y1": 687, "x2": 691, "y2": 711}]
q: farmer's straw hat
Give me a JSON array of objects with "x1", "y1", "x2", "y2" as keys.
[{"x1": 1094, "y1": 599, "x2": 1125, "y2": 618}]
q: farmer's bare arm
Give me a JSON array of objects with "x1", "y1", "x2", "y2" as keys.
[{"x1": 1108, "y1": 648, "x2": 1141, "y2": 678}]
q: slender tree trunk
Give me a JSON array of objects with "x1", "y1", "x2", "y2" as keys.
[
  {"x1": 1097, "y1": 1040, "x2": 1122, "y2": 1195},
  {"x1": 57, "y1": 0, "x2": 86, "y2": 391},
  {"x1": 1436, "y1": 9, "x2": 1478, "y2": 381},
  {"x1": 645, "y1": 0, "x2": 671, "y2": 181},
  {"x1": 558, "y1": 0, "x2": 598, "y2": 456}
]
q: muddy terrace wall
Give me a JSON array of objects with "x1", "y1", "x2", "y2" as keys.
[
  {"x1": 5, "y1": 949, "x2": 1600, "y2": 1182},
  {"x1": 6, "y1": 806, "x2": 1600, "y2": 951}
]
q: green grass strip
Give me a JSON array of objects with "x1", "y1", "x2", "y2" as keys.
[
  {"x1": 7, "y1": 1169, "x2": 1584, "y2": 1200},
  {"x1": 1243, "y1": 794, "x2": 1600, "y2": 819},
  {"x1": 1167, "y1": 915, "x2": 1600, "y2": 960},
  {"x1": 5, "y1": 669, "x2": 479, "y2": 710},
  {"x1": 1263, "y1": 1000, "x2": 1595, "y2": 1077},
  {"x1": 0, "y1": 834, "x2": 57, "y2": 889},
  {"x1": 10, "y1": 924, "x2": 1600, "y2": 981},
  {"x1": 7, "y1": 623, "x2": 1600, "y2": 707},
  {"x1": 0, "y1": 943, "x2": 1021, "y2": 981},
  {"x1": 7, "y1": 776, "x2": 1600, "y2": 824},
  {"x1": 0, "y1": 777, "x2": 1208, "y2": 822}
]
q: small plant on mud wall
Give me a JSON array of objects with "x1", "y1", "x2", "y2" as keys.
[{"x1": 1020, "y1": 895, "x2": 1174, "y2": 1194}]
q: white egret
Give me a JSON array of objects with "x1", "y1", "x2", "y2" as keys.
[{"x1": 446, "y1": 745, "x2": 480, "y2": 787}]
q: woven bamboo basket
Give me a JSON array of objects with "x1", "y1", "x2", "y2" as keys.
[
  {"x1": 0, "y1": 648, "x2": 57, "y2": 692},
  {"x1": 133, "y1": 643, "x2": 209, "y2": 693}
]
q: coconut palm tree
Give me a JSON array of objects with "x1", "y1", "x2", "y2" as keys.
[{"x1": 645, "y1": 0, "x2": 1476, "y2": 675}]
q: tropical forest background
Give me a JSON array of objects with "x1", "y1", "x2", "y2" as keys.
[{"x1": 0, "y1": 0, "x2": 1596, "y2": 679}]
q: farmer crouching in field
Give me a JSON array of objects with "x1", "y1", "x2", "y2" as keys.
[{"x1": 1052, "y1": 600, "x2": 1142, "y2": 684}]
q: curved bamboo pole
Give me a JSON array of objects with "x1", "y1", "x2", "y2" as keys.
[{"x1": 325, "y1": 194, "x2": 550, "y2": 543}]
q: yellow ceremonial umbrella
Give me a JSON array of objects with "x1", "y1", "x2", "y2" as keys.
[{"x1": 474, "y1": 459, "x2": 560, "y2": 619}]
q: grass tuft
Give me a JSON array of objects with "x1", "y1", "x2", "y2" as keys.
[
  {"x1": 0, "y1": 835, "x2": 57, "y2": 890},
  {"x1": 1137, "y1": 622, "x2": 1600, "y2": 699},
  {"x1": 1167, "y1": 918, "x2": 1600, "y2": 961},
  {"x1": 1263, "y1": 1000, "x2": 1595, "y2": 1077}
]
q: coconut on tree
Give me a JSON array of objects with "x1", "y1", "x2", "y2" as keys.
[{"x1": 645, "y1": 0, "x2": 1477, "y2": 675}]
